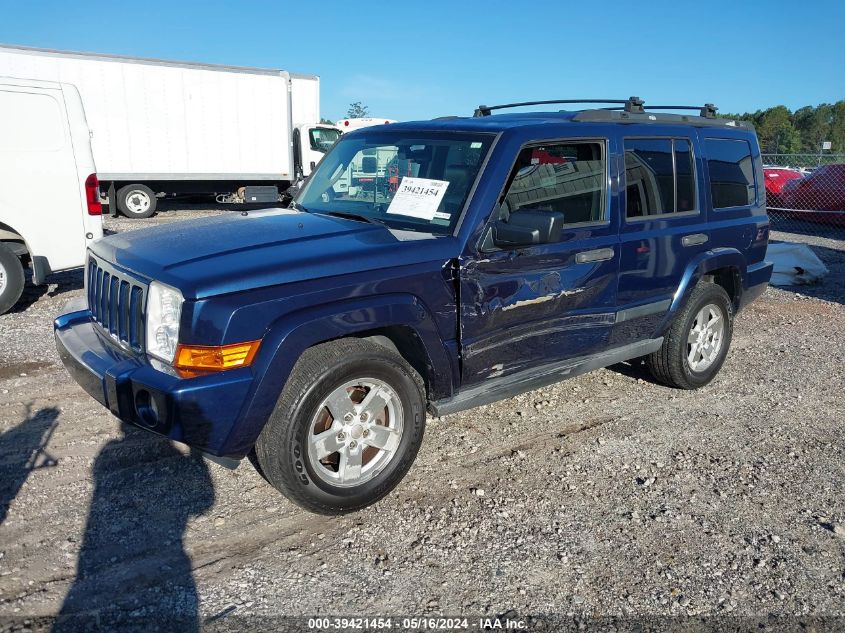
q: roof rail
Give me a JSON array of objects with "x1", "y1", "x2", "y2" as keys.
[
  {"x1": 473, "y1": 97, "x2": 645, "y2": 117},
  {"x1": 473, "y1": 98, "x2": 719, "y2": 119},
  {"x1": 572, "y1": 109, "x2": 750, "y2": 130},
  {"x1": 602, "y1": 103, "x2": 718, "y2": 119}
]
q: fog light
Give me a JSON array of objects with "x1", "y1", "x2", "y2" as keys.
[{"x1": 135, "y1": 390, "x2": 159, "y2": 427}]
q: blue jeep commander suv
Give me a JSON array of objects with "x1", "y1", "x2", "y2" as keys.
[{"x1": 56, "y1": 98, "x2": 773, "y2": 514}]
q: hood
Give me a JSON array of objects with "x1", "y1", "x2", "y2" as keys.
[{"x1": 91, "y1": 208, "x2": 456, "y2": 298}]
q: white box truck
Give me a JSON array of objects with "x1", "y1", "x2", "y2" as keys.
[
  {"x1": 0, "y1": 77, "x2": 103, "y2": 314},
  {"x1": 0, "y1": 44, "x2": 341, "y2": 218}
]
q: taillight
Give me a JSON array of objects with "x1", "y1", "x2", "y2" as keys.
[
  {"x1": 85, "y1": 173, "x2": 102, "y2": 215},
  {"x1": 344, "y1": 120, "x2": 349, "y2": 126}
]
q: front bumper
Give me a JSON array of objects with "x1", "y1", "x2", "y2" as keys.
[{"x1": 54, "y1": 299, "x2": 254, "y2": 462}]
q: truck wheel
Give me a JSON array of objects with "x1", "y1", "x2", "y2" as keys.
[
  {"x1": 116, "y1": 184, "x2": 157, "y2": 218},
  {"x1": 255, "y1": 338, "x2": 426, "y2": 515},
  {"x1": 0, "y1": 243, "x2": 25, "y2": 315},
  {"x1": 646, "y1": 282, "x2": 734, "y2": 389}
]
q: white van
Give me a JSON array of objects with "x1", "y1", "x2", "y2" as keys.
[
  {"x1": 0, "y1": 77, "x2": 103, "y2": 314},
  {"x1": 0, "y1": 45, "x2": 340, "y2": 218}
]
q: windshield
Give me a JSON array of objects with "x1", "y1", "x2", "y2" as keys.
[
  {"x1": 309, "y1": 127, "x2": 342, "y2": 153},
  {"x1": 297, "y1": 130, "x2": 495, "y2": 234}
]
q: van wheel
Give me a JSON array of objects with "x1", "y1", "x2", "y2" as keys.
[
  {"x1": 0, "y1": 243, "x2": 25, "y2": 315},
  {"x1": 255, "y1": 338, "x2": 426, "y2": 515},
  {"x1": 646, "y1": 282, "x2": 734, "y2": 389},
  {"x1": 116, "y1": 184, "x2": 157, "y2": 218}
]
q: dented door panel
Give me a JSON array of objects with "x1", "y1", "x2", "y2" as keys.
[{"x1": 459, "y1": 235, "x2": 619, "y2": 385}]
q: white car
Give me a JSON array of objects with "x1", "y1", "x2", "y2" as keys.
[{"x1": 0, "y1": 76, "x2": 103, "y2": 313}]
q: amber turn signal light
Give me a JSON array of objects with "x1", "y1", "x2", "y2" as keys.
[{"x1": 174, "y1": 340, "x2": 261, "y2": 372}]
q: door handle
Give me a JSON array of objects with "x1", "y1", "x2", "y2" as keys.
[
  {"x1": 682, "y1": 233, "x2": 708, "y2": 247},
  {"x1": 575, "y1": 247, "x2": 614, "y2": 264}
]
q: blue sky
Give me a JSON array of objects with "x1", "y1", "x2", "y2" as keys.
[{"x1": 2, "y1": 0, "x2": 843, "y2": 122}]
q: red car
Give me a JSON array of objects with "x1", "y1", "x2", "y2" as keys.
[
  {"x1": 763, "y1": 167, "x2": 804, "y2": 207},
  {"x1": 781, "y1": 164, "x2": 845, "y2": 212}
]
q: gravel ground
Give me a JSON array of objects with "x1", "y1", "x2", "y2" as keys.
[{"x1": 0, "y1": 207, "x2": 843, "y2": 631}]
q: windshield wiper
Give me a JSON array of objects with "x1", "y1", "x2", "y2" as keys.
[
  {"x1": 288, "y1": 200, "x2": 309, "y2": 213},
  {"x1": 321, "y1": 210, "x2": 386, "y2": 227}
]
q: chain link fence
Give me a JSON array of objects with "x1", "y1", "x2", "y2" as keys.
[{"x1": 762, "y1": 153, "x2": 845, "y2": 236}]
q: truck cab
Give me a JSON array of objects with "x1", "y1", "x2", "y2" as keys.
[
  {"x1": 293, "y1": 123, "x2": 341, "y2": 180},
  {"x1": 55, "y1": 98, "x2": 772, "y2": 514}
]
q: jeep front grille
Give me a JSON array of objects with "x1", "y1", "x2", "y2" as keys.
[{"x1": 87, "y1": 257, "x2": 147, "y2": 351}]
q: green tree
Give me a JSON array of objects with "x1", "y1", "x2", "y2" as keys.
[
  {"x1": 828, "y1": 101, "x2": 845, "y2": 153},
  {"x1": 319, "y1": 117, "x2": 334, "y2": 125},
  {"x1": 346, "y1": 102, "x2": 369, "y2": 119},
  {"x1": 757, "y1": 106, "x2": 801, "y2": 154},
  {"x1": 794, "y1": 104, "x2": 833, "y2": 152},
  {"x1": 722, "y1": 102, "x2": 845, "y2": 155}
]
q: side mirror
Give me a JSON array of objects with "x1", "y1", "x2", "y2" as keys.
[
  {"x1": 490, "y1": 209, "x2": 565, "y2": 249},
  {"x1": 491, "y1": 221, "x2": 540, "y2": 248}
]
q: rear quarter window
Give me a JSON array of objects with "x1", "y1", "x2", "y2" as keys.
[{"x1": 705, "y1": 138, "x2": 755, "y2": 209}]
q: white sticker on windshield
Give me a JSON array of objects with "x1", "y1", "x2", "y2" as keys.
[{"x1": 386, "y1": 177, "x2": 450, "y2": 221}]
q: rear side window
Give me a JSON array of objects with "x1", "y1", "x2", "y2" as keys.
[
  {"x1": 624, "y1": 138, "x2": 697, "y2": 218},
  {"x1": 705, "y1": 138, "x2": 755, "y2": 208}
]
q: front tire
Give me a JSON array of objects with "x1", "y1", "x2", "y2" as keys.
[
  {"x1": 0, "y1": 243, "x2": 25, "y2": 315},
  {"x1": 646, "y1": 282, "x2": 734, "y2": 389},
  {"x1": 255, "y1": 338, "x2": 426, "y2": 514},
  {"x1": 116, "y1": 184, "x2": 157, "y2": 218}
]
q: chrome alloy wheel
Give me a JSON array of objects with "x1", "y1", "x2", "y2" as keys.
[
  {"x1": 307, "y1": 377, "x2": 404, "y2": 488},
  {"x1": 687, "y1": 303, "x2": 725, "y2": 372},
  {"x1": 125, "y1": 189, "x2": 152, "y2": 215}
]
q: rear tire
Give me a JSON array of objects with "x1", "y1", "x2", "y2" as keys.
[
  {"x1": 0, "y1": 243, "x2": 25, "y2": 315},
  {"x1": 646, "y1": 282, "x2": 734, "y2": 389},
  {"x1": 255, "y1": 338, "x2": 426, "y2": 515},
  {"x1": 116, "y1": 184, "x2": 157, "y2": 218}
]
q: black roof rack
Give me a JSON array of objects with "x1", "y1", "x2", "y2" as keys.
[
  {"x1": 472, "y1": 97, "x2": 720, "y2": 120},
  {"x1": 469, "y1": 97, "x2": 752, "y2": 129},
  {"x1": 473, "y1": 97, "x2": 645, "y2": 117},
  {"x1": 572, "y1": 109, "x2": 752, "y2": 130},
  {"x1": 600, "y1": 103, "x2": 718, "y2": 119}
]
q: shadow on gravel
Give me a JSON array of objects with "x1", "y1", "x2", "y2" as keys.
[
  {"x1": 55, "y1": 422, "x2": 214, "y2": 632},
  {"x1": 8, "y1": 269, "x2": 83, "y2": 314},
  {"x1": 607, "y1": 358, "x2": 663, "y2": 385},
  {"x1": 0, "y1": 405, "x2": 58, "y2": 526}
]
